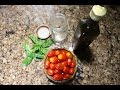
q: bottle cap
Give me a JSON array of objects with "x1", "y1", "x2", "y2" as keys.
[
  {"x1": 37, "y1": 26, "x2": 50, "y2": 39},
  {"x1": 90, "y1": 5, "x2": 107, "y2": 21}
]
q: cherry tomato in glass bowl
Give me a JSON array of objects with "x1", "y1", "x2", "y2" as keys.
[
  {"x1": 50, "y1": 63, "x2": 56, "y2": 70},
  {"x1": 54, "y1": 69, "x2": 62, "y2": 74},
  {"x1": 55, "y1": 63, "x2": 64, "y2": 71},
  {"x1": 44, "y1": 48, "x2": 77, "y2": 84},
  {"x1": 67, "y1": 58, "x2": 72, "y2": 66},
  {"x1": 55, "y1": 50, "x2": 61, "y2": 56},
  {"x1": 63, "y1": 74, "x2": 71, "y2": 80},
  {"x1": 58, "y1": 53, "x2": 67, "y2": 61},
  {"x1": 44, "y1": 60, "x2": 50, "y2": 69},
  {"x1": 47, "y1": 50, "x2": 55, "y2": 57},
  {"x1": 47, "y1": 69, "x2": 54, "y2": 76},
  {"x1": 66, "y1": 51, "x2": 73, "y2": 59},
  {"x1": 49, "y1": 56, "x2": 58, "y2": 64},
  {"x1": 70, "y1": 60, "x2": 76, "y2": 68},
  {"x1": 61, "y1": 61, "x2": 68, "y2": 67},
  {"x1": 53, "y1": 74, "x2": 63, "y2": 81},
  {"x1": 69, "y1": 68, "x2": 75, "y2": 75},
  {"x1": 61, "y1": 50, "x2": 67, "y2": 55},
  {"x1": 63, "y1": 66, "x2": 70, "y2": 73}
]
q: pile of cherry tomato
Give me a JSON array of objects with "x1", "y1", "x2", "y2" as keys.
[{"x1": 44, "y1": 49, "x2": 76, "y2": 81}]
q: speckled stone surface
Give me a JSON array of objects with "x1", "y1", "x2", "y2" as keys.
[{"x1": 0, "y1": 5, "x2": 120, "y2": 85}]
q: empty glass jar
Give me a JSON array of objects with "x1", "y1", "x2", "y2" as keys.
[{"x1": 50, "y1": 13, "x2": 68, "y2": 45}]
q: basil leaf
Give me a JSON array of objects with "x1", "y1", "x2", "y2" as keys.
[
  {"x1": 23, "y1": 42, "x2": 31, "y2": 52},
  {"x1": 37, "y1": 39, "x2": 45, "y2": 46},
  {"x1": 22, "y1": 57, "x2": 33, "y2": 66},
  {"x1": 29, "y1": 34, "x2": 39, "y2": 44},
  {"x1": 34, "y1": 53, "x2": 45, "y2": 60},
  {"x1": 23, "y1": 42, "x2": 33, "y2": 57},
  {"x1": 42, "y1": 38, "x2": 53, "y2": 48},
  {"x1": 22, "y1": 34, "x2": 53, "y2": 66},
  {"x1": 32, "y1": 44, "x2": 40, "y2": 52},
  {"x1": 41, "y1": 48, "x2": 49, "y2": 54},
  {"x1": 29, "y1": 34, "x2": 45, "y2": 45}
]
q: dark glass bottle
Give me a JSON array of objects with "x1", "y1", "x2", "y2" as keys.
[
  {"x1": 72, "y1": 5, "x2": 107, "y2": 56},
  {"x1": 72, "y1": 17, "x2": 100, "y2": 50}
]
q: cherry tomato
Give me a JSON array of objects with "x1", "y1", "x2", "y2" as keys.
[
  {"x1": 49, "y1": 56, "x2": 58, "y2": 64},
  {"x1": 54, "y1": 69, "x2": 62, "y2": 74},
  {"x1": 47, "y1": 50, "x2": 55, "y2": 57},
  {"x1": 63, "y1": 66, "x2": 70, "y2": 73},
  {"x1": 55, "y1": 63, "x2": 64, "y2": 71},
  {"x1": 63, "y1": 74, "x2": 71, "y2": 80},
  {"x1": 66, "y1": 52, "x2": 73, "y2": 59},
  {"x1": 44, "y1": 60, "x2": 50, "y2": 69},
  {"x1": 53, "y1": 74, "x2": 63, "y2": 81},
  {"x1": 61, "y1": 61, "x2": 68, "y2": 67},
  {"x1": 70, "y1": 60, "x2": 76, "y2": 68},
  {"x1": 57, "y1": 59, "x2": 61, "y2": 63},
  {"x1": 67, "y1": 58, "x2": 72, "y2": 66},
  {"x1": 50, "y1": 63, "x2": 56, "y2": 70},
  {"x1": 47, "y1": 69, "x2": 54, "y2": 76},
  {"x1": 55, "y1": 50, "x2": 61, "y2": 56},
  {"x1": 61, "y1": 50, "x2": 67, "y2": 55},
  {"x1": 58, "y1": 54, "x2": 67, "y2": 61},
  {"x1": 69, "y1": 68, "x2": 75, "y2": 75}
]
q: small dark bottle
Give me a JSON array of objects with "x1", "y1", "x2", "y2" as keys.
[{"x1": 72, "y1": 5, "x2": 107, "y2": 56}]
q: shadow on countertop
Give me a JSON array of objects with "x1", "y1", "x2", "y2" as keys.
[{"x1": 73, "y1": 47, "x2": 95, "y2": 64}]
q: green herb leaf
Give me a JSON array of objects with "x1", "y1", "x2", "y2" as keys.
[
  {"x1": 23, "y1": 42, "x2": 33, "y2": 57},
  {"x1": 37, "y1": 39, "x2": 45, "y2": 46},
  {"x1": 32, "y1": 44, "x2": 40, "y2": 52},
  {"x1": 22, "y1": 34, "x2": 54, "y2": 66},
  {"x1": 23, "y1": 42, "x2": 31, "y2": 52},
  {"x1": 29, "y1": 34, "x2": 45, "y2": 45},
  {"x1": 34, "y1": 53, "x2": 45, "y2": 60},
  {"x1": 41, "y1": 48, "x2": 49, "y2": 54},
  {"x1": 22, "y1": 57, "x2": 33, "y2": 66},
  {"x1": 29, "y1": 34, "x2": 39, "y2": 44},
  {"x1": 42, "y1": 38, "x2": 53, "y2": 48}
]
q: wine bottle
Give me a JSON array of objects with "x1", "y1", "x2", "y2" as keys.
[{"x1": 72, "y1": 5, "x2": 107, "y2": 55}]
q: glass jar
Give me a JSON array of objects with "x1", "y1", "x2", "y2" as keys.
[{"x1": 50, "y1": 13, "x2": 68, "y2": 45}]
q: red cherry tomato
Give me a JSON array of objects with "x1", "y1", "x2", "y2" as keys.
[
  {"x1": 69, "y1": 68, "x2": 75, "y2": 75},
  {"x1": 61, "y1": 61, "x2": 68, "y2": 67},
  {"x1": 53, "y1": 74, "x2": 63, "y2": 81},
  {"x1": 70, "y1": 60, "x2": 76, "y2": 68},
  {"x1": 63, "y1": 66, "x2": 70, "y2": 73},
  {"x1": 55, "y1": 50, "x2": 61, "y2": 56},
  {"x1": 50, "y1": 63, "x2": 56, "y2": 70},
  {"x1": 47, "y1": 69, "x2": 54, "y2": 76},
  {"x1": 57, "y1": 59, "x2": 61, "y2": 63},
  {"x1": 66, "y1": 52, "x2": 73, "y2": 59},
  {"x1": 55, "y1": 63, "x2": 64, "y2": 71},
  {"x1": 47, "y1": 50, "x2": 55, "y2": 57},
  {"x1": 67, "y1": 58, "x2": 72, "y2": 66},
  {"x1": 49, "y1": 56, "x2": 58, "y2": 64},
  {"x1": 63, "y1": 74, "x2": 71, "y2": 80},
  {"x1": 54, "y1": 69, "x2": 62, "y2": 74},
  {"x1": 58, "y1": 54, "x2": 67, "y2": 61},
  {"x1": 44, "y1": 60, "x2": 50, "y2": 69},
  {"x1": 61, "y1": 50, "x2": 67, "y2": 55}
]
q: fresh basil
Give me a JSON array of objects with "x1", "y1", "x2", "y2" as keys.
[
  {"x1": 22, "y1": 57, "x2": 33, "y2": 66},
  {"x1": 42, "y1": 38, "x2": 53, "y2": 48},
  {"x1": 22, "y1": 34, "x2": 53, "y2": 66},
  {"x1": 41, "y1": 48, "x2": 49, "y2": 54}
]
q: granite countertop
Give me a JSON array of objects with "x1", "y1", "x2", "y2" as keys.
[{"x1": 0, "y1": 5, "x2": 120, "y2": 85}]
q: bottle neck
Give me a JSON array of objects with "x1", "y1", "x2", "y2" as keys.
[{"x1": 87, "y1": 16, "x2": 99, "y2": 24}]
